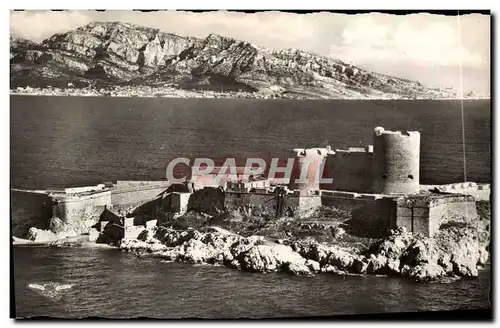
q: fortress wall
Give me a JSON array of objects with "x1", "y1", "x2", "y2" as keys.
[
  {"x1": 249, "y1": 193, "x2": 275, "y2": 207},
  {"x1": 224, "y1": 192, "x2": 252, "y2": 210},
  {"x1": 110, "y1": 185, "x2": 169, "y2": 208},
  {"x1": 321, "y1": 154, "x2": 335, "y2": 190},
  {"x1": 442, "y1": 201, "x2": 478, "y2": 219},
  {"x1": 12, "y1": 183, "x2": 172, "y2": 237},
  {"x1": 225, "y1": 192, "x2": 277, "y2": 216},
  {"x1": 372, "y1": 128, "x2": 420, "y2": 195},
  {"x1": 396, "y1": 206, "x2": 413, "y2": 233},
  {"x1": 224, "y1": 191, "x2": 321, "y2": 218},
  {"x1": 395, "y1": 196, "x2": 432, "y2": 236},
  {"x1": 187, "y1": 187, "x2": 225, "y2": 215},
  {"x1": 249, "y1": 193, "x2": 279, "y2": 216},
  {"x1": 114, "y1": 180, "x2": 170, "y2": 189},
  {"x1": 460, "y1": 189, "x2": 489, "y2": 202},
  {"x1": 395, "y1": 203, "x2": 430, "y2": 236},
  {"x1": 53, "y1": 190, "x2": 112, "y2": 225},
  {"x1": 321, "y1": 193, "x2": 397, "y2": 230},
  {"x1": 395, "y1": 194, "x2": 478, "y2": 237},
  {"x1": 324, "y1": 150, "x2": 373, "y2": 193},
  {"x1": 64, "y1": 185, "x2": 105, "y2": 194},
  {"x1": 190, "y1": 175, "x2": 222, "y2": 189},
  {"x1": 430, "y1": 183, "x2": 491, "y2": 202},
  {"x1": 412, "y1": 207, "x2": 431, "y2": 236},
  {"x1": 10, "y1": 190, "x2": 54, "y2": 237}
]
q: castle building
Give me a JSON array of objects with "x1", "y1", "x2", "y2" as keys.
[
  {"x1": 161, "y1": 126, "x2": 481, "y2": 238},
  {"x1": 306, "y1": 126, "x2": 421, "y2": 196},
  {"x1": 12, "y1": 127, "x2": 485, "y2": 241}
]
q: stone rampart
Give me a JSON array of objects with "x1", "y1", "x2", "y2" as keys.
[
  {"x1": 396, "y1": 194, "x2": 478, "y2": 237},
  {"x1": 10, "y1": 190, "x2": 53, "y2": 237},
  {"x1": 321, "y1": 191, "x2": 397, "y2": 233},
  {"x1": 421, "y1": 183, "x2": 491, "y2": 202},
  {"x1": 323, "y1": 147, "x2": 373, "y2": 193},
  {"x1": 224, "y1": 190, "x2": 322, "y2": 218},
  {"x1": 110, "y1": 181, "x2": 170, "y2": 209},
  {"x1": 51, "y1": 190, "x2": 112, "y2": 227}
]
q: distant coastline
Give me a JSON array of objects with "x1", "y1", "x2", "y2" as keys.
[
  {"x1": 11, "y1": 21, "x2": 490, "y2": 103},
  {"x1": 9, "y1": 86, "x2": 490, "y2": 100}
]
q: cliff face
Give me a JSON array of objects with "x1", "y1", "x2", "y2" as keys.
[
  {"x1": 10, "y1": 21, "x2": 458, "y2": 98},
  {"x1": 10, "y1": 35, "x2": 38, "y2": 58},
  {"x1": 11, "y1": 22, "x2": 198, "y2": 88}
]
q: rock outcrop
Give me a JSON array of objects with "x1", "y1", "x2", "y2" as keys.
[
  {"x1": 10, "y1": 21, "x2": 461, "y2": 99},
  {"x1": 119, "y1": 223, "x2": 489, "y2": 281},
  {"x1": 121, "y1": 226, "x2": 318, "y2": 275},
  {"x1": 363, "y1": 225, "x2": 490, "y2": 281},
  {"x1": 26, "y1": 216, "x2": 97, "y2": 244}
]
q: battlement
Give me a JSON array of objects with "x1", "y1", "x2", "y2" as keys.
[
  {"x1": 438, "y1": 182, "x2": 489, "y2": 191},
  {"x1": 420, "y1": 182, "x2": 491, "y2": 201},
  {"x1": 292, "y1": 146, "x2": 334, "y2": 157},
  {"x1": 323, "y1": 144, "x2": 373, "y2": 193},
  {"x1": 334, "y1": 145, "x2": 373, "y2": 154},
  {"x1": 372, "y1": 126, "x2": 420, "y2": 195},
  {"x1": 373, "y1": 126, "x2": 420, "y2": 137}
]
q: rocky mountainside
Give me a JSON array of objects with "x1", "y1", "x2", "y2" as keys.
[
  {"x1": 10, "y1": 21, "x2": 459, "y2": 99},
  {"x1": 10, "y1": 35, "x2": 38, "y2": 57}
]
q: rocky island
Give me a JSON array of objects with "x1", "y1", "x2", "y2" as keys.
[
  {"x1": 16, "y1": 192, "x2": 491, "y2": 282},
  {"x1": 9, "y1": 22, "x2": 490, "y2": 100}
]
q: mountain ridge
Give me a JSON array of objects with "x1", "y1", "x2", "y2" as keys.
[{"x1": 10, "y1": 21, "x2": 469, "y2": 99}]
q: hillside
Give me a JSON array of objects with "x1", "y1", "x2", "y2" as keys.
[{"x1": 10, "y1": 21, "x2": 462, "y2": 99}]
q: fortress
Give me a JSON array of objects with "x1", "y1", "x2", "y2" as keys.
[
  {"x1": 11, "y1": 181, "x2": 170, "y2": 238},
  {"x1": 11, "y1": 127, "x2": 489, "y2": 240}
]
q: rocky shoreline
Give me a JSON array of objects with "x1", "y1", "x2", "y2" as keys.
[
  {"x1": 15, "y1": 199, "x2": 491, "y2": 283},
  {"x1": 117, "y1": 222, "x2": 489, "y2": 282},
  {"x1": 15, "y1": 222, "x2": 490, "y2": 282},
  {"x1": 10, "y1": 87, "x2": 490, "y2": 100}
]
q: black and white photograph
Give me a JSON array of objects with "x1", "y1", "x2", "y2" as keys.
[{"x1": 9, "y1": 9, "x2": 492, "y2": 320}]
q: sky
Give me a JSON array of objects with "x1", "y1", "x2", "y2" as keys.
[{"x1": 10, "y1": 10, "x2": 491, "y2": 94}]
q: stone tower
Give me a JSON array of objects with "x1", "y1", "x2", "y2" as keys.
[
  {"x1": 371, "y1": 126, "x2": 420, "y2": 195},
  {"x1": 289, "y1": 147, "x2": 330, "y2": 192}
]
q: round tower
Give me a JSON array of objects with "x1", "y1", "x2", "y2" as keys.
[
  {"x1": 289, "y1": 148, "x2": 329, "y2": 191},
  {"x1": 371, "y1": 126, "x2": 420, "y2": 195}
]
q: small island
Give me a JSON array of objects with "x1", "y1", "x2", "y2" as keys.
[{"x1": 12, "y1": 126, "x2": 491, "y2": 282}]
